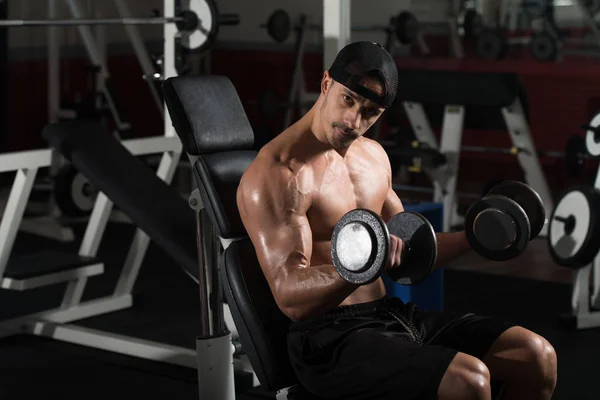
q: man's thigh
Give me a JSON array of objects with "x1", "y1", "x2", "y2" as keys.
[
  {"x1": 290, "y1": 326, "x2": 457, "y2": 400},
  {"x1": 418, "y1": 309, "x2": 518, "y2": 361}
]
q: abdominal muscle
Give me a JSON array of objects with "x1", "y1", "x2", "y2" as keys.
[{"x1": 311, "y1": 239, "x2": 388, "y2": 306}]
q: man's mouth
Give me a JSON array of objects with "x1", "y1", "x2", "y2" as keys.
[{"x1": 336, "y1": 127, "x2": 355, "y2": 138}]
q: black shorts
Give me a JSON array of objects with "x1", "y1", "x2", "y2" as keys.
[{"x1": 287, "y1": 296, "x2": 517, "y2": 400}]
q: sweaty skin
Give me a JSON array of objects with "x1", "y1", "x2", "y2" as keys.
[{"x1": 237, "y1": 70, "x2": 471, "y2": 322}]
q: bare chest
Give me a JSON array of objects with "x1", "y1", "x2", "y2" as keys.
[{"x1": 308, "y1": 157, "x2": 389, "y2": 240}]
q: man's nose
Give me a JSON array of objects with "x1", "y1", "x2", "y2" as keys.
[{"x1": 344, "y1": 110, "x2": 361, "y2": 130}]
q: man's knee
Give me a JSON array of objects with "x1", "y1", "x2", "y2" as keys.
[
  {"x1": 438, "y1": 353, "x2": 491, "y2": 400},
  {"x1": 520, "y1": 333, "x2": 558, "y2": 389}
]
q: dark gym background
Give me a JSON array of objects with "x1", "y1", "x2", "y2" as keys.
[{"x1": 1, "y1": 1, "x2": 599, "y2": 399}]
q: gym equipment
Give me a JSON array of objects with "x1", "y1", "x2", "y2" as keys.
[
  {"x1": 583, "y1": 112, "x2": 600, "y2": 157},
  {"x1": 161, "y1": 74, "x2": 510, "y2": 399},
  {"x1": 331, "y1": 209, "x2": 437, "y2": 286},
  {"x1": 465, "y1": 195, "x2": 531, "y2": 261},
  {"x1": 331, "y1": 209, "x2": 390, "y2": 285},
  {"x1": 463, "y1": 9, "x2": 483, "y2": 38},
  {"x1": 391, "y1": 70, "x2": 554, "y2": 234},
  {"x1": 386, "y1": 212, "x2": 437, "y2": 285},
  {"x1": 53, "y1": 164, "x2": 98, "y2": 217},
  {"x1": 261, "y1": 8, "x2": 419, "y2": 45},
  {"x1": 0, "y1": 0, "x2": 240, "y2": 52},
  {"x1": 530, "y1": 31, "x2": 559, "y2": 62},
  {"x1": 565, "y1": 135, "x2": 589, "y2": 178},
  {"x1": 475, "y1": 28, "x2": 509, "y2": 60},
  {"x1": 407, "y1": 134, "x2": 590, "y2": 178},
  {"x1": 548, "y1": 186, "x2": 600, "y2": 269},
  {"x1": 485, "y1": 181, "x2": 546, "y2": 239},
  {"x1": 466, "y1": 181, "x2": 544, "y2": 261}
]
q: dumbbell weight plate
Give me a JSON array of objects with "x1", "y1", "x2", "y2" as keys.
[
  {"x1": 547, "y1": 187, "x2": 600, "y2": 269},
  {"x1": 530, "y1": 32, "x2": 558, "y2": 62},
  {"x1": 465, "y1": 195, "x2": 531, "y2": 261},
  {"x1": 585, "y1": 112, "x2": 600, "y2": 157},
  {"x1": 266, "y1": 9, "x2": 292, "y2": 43},
  {"x1": 476, "y1": 28, "x2": 508, "y2": 61},
  {"x1": 54, "y1": 164, "x2": 97, "y2": 217},
  {"x1": 486, "y1": 180, "x2": 546, "y2": 239},
  {"x1": 395, "y1": 11, "x2": 419, "y2": 45},
  {"x1": 331, "y1": 209, "x2": 390, "y2": 285},
  {"x1": 387, "y1": 212, "x2": 437, "y2": 286}
]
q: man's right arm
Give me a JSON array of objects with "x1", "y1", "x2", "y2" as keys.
[{"x1": 237, "y1": 163, "x2": 359, "y2": 321}]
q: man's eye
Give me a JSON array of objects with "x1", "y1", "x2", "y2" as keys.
[{"x1": 343, "y1": 95, "x2": 353, "y2": 103}]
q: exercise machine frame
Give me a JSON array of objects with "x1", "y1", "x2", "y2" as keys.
[
  {"x1": 401, "y1": 99, "x2": 554, "y2": 235},
  {"x1": 565, "y1": 165, "x2": 600, "y2": 330}
]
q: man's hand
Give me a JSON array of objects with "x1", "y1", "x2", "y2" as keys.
[{"x1": 385, "y1": 234, "x2": 405, "y2": 271}]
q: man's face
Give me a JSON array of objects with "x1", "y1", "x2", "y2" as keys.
[{"x1": 319, "y1": 73, "x2": 386, "y2": 149}]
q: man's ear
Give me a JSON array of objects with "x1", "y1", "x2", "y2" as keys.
[{"x1": 321, "y1": 70, "x2": 333, "y2": 95}]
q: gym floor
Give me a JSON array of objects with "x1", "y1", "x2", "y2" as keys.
[{"x1": 0, "y1": 217, "x2": 595, "y2": 399}]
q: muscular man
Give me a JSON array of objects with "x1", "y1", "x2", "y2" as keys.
[{"x1": 237, "y1": 41, "x2": 557, "y2": 400}]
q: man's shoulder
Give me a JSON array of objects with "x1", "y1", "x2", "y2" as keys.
[{"x1": 356, "y1": 136, "x2": 388, "y2": 158}]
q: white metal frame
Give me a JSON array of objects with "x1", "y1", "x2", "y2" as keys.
[
  {"x1": 402, "y1": 98, "x2": 554, "y2": 234},
  {"x1": 0, "y1": 135, "x2": 254, "y2": 381},
  {"x1": 565, "y1": 166, "x2": 600, "y2": 330}
]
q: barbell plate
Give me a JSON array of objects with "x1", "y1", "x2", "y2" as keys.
[
  {"x1": 476, "y1": 28, "x2": 508, "y2": 60},
  {"x1": 180, "y1": 0, "x2": 218, "y2": 51},
  {"x1": 565, "y1": 135, "x2": 587, "y2": 178},
  {"x1": 266, "y1": 9, "x2": 292, "y2": 43},
  {"x1": 331, "y1": 209, "x2": 390, "y2": 285},
  {"x1": 395, "y1": 11, "x2": 419, "y2": 45},
  {"x1": 486, "y1": 180, "x2": 546, "y2": 240},
  {"x1": 548, "y1": 187, "x2": 600, "y2": 269},
  {"x1": 585, "y1": 112, "x2": 600, "y2": 157},
  {"x1": 386, "y1": 212, "x2": 437, "y2": 286},
  {"x1": 54, "y1": 165, "x2": 97, "y2": 217},
  {"x1": 465, "y1": 195, "x2": 531, "y2": 261},
  {"x1": 530, "y1": 32, "x2": 558, "y2": 62}
]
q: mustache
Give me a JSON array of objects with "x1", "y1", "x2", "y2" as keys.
[{"x1": 332, "y1": 122, "x2": 356, "y2": 135}]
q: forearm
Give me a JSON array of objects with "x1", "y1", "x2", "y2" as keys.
[
  {"x1": 277, "y1": 264, "x2": 359, "y2": 321},
  {"x1": 433, "y1": 231, "x2": 471, "y2": 270}
]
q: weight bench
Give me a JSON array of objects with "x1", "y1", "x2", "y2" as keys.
[
  {"x1": 40, "y1": 119, "x2": 256, "y2": 397},
  {"x1": 162, "y1": 74, "x2": 304, "y2": 399},
  {"x1": 0, "y1": 130, "x2": 202, "y2": 372}
]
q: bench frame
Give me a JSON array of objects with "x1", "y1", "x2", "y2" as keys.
[{"x1": 0, "y1": 137, "x2": 256, "y2": 377}]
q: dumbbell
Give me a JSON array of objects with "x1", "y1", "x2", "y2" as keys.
[
  {"x1": 331, "y1": 209, "x2": 437, "y2": 286},
  {"x1": 465, "y1": 181, "x2": 545, "y2": 261}
]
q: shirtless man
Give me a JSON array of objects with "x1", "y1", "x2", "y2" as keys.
[{"x1": 237, "y1": 41, "x2": 557, "y2": 400}]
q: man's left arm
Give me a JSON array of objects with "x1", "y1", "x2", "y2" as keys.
[{"x1": 381, "y1": 186, "x2": 471, "y2": 271}]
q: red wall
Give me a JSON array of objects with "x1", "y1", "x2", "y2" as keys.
[{"x1": 7, "y1": 42, "x2": 599, "y2": 197}]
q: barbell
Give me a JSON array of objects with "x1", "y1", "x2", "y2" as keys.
[
  {"x1": 261, "y1": 9, "x2": 419, "y2": 45},
  {"x1": 0, "y1": 0, "x2": 240, "y2": 52},
  {"x1": 406, "y1": 133, "x2": 591, "y2": 178}
]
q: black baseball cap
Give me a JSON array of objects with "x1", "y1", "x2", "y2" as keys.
[{"x1": 328, "y1": 41, "x2": 398, "y2": 109}]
